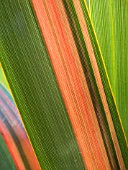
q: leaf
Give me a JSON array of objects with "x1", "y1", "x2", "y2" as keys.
[
  {"x1": 1, "y1": 0, "x2": 127, "y2": 169},
  {"x1": 0, "y1": 83, "x2": 41, "y2": 170},
  {"x1": 89, "y1": 0, "x2": 128, "y2": 140},
  {"x1": 0, "y1": 134, "x2": 16, "y2": 170},
  {"x1": 0, "y1": 67, "x2": 10, "y2": 90},
  {"x1": 62, "y1": 0, "x2": 127, "y2": 168},
  {"x1": 0, "y1": 0, "x2": 84, "y2": 169}
]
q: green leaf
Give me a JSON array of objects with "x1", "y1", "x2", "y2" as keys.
[
  {"x1": 0, "y1": 67, "x2": 10, "y2": 90},
  {"x1": 89, "y1": 0, "x2": 128, "y2": 139}
]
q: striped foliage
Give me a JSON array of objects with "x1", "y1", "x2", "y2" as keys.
[
  {"x1": 89, "y1": 0, "x2": 128, "y2": 139},
  {"x1": 1, "y1": 0, "x2": 128, "y2": 169},
  {"x1": 0, "y1": 84, "x2": 41, "y2": 170},
  {"x1": 0, "y1": 134, "x2": 16, "y2": 170}
]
